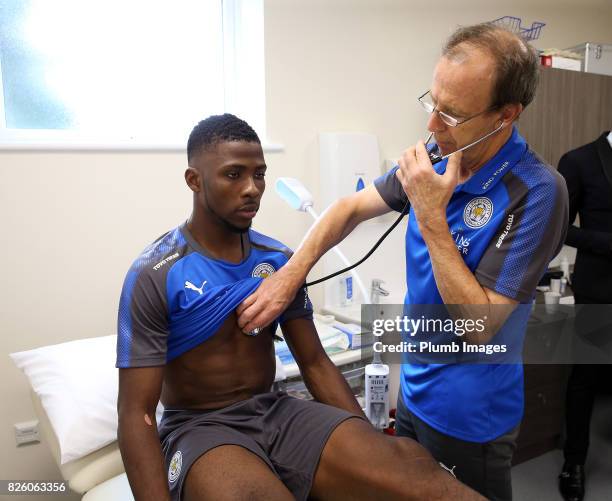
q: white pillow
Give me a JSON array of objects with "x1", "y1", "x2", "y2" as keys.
[
  {"x1": 10, "y1": 335, "x2": 286, "y2": 465},
  {"x1": 10, "y1": 335, "x2": 130, "y2": 464}
]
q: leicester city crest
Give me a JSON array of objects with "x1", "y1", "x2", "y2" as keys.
[
  {"x1": 168, "y1": 450, "x2": 182, "y2": 484},
  {"x1": 463, "y1": 197, "x2": 493, "y2": 229},
  {"x1": 252, "y1": 262, "x2": 276, "y2": 279}
]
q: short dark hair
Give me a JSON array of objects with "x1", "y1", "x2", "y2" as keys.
[
  {"x1": 442, "y1": 23, "x2": 539, "y2": 109},
  {"x1": 187, "y1": 113, "x2": 260, "y2": 164}
]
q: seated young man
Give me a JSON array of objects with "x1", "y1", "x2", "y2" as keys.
[{"x1": 116, "y1": 114, "x2": 483, "y2": 501}]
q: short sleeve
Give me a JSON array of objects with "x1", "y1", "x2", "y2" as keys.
[
  {"x1": 279, "y1": 283, "x2": 313, "y2": 324},
  {"x1": 475, "y1": 169, "x2": 569, "y2": 302},
  {"x1": 374, "y1": 167, "x2": 409, "y2": 213},
  {"x1": 116, "y1": 267, "x2": 169, "y2": 368}
]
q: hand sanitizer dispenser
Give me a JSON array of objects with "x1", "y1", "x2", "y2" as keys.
[
  {"x1": 319, "y1": 132, "x2": 380, "y2": 209},
  {"x1": 319, "y1": 132, "x2": 381, "y2": 310}
]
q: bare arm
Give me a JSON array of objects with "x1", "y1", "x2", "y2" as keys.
[
  {"x1": 396, "y1": 143, "x2": 516, "y2": 343},
  {"x1": 118, "y1": 367, "x2": 170, "y2": 501},
  {"x1": 281, "y1": 317, "x2": 366, "y2": 418},
  {"x1": 237, "y1": 184, "x2": 391, "y2": 332},
  {"x1": 419, "y1": 217, "x2": 517, "y2": 343}
]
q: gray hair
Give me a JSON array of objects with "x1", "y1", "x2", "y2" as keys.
[{"x1": 442, "y1": 23, "x2": 539, "y2": 109}]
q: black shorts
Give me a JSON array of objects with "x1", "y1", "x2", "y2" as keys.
[{"x1": 159, "y1": 391, "x2": 359, "y2": 501}]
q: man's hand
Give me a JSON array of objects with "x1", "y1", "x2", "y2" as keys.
[
  {"x1": 237, "y1": 268, "x2": 300, "y2": 333},
  {"x1": 396, "y1": 140, "x2": 462, "y2": 230}
]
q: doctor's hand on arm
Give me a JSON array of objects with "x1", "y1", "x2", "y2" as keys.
[
  {"x1": 237, "y1": 184, "x2": 391, "y2": 333},
  {"x1": 118, "y1": 367, "x2": 170, "y2": 501}
]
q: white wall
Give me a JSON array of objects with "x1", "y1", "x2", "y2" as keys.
[{"x1": 1, "y1": 0, "x2": 611, "y2": 496}]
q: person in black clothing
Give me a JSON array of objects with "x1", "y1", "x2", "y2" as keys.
[{"x1": 557, "y1": 131, "x2": 612, "y2": 501}]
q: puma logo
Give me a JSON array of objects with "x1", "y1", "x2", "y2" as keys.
[
  {"x1": 185, "y1": 280, "x2": 207, "y2": 295},
  {"x1": 439, "y1": 462, "x2": 457, "y2": 478}
]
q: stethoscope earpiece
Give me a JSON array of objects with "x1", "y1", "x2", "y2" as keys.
[{"x1": 426, "y1": 120, "x2": 507, "y2": 163}]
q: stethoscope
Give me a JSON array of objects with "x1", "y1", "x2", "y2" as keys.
[
  {"x1": 425, "y1": 121, "x2": 505, "y2": 165},
  {"x1": 305, "y1": 121, "x2": 506, "y2": 288}
]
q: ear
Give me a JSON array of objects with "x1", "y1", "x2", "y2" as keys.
[
  {"x1": 499, "y1": 103, "x2": 523, "y2": 127},
  {"x1": 185, "y1": 167, "x2": 201, "y2": 193}
]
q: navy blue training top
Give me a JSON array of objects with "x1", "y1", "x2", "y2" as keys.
[
  {"x1": 116, "y1": 224, "x2": 312, "y2": 368},
  {"x1": 374, "y1": 127, "x2": 569, "y2": 441}
]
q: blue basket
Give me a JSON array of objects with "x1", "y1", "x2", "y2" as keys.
[
  {"x1": 520, "y1": 22, "x2": 546, "y2": 41},
  {"x1": 490, "y1": 16, "x2": 545, "y2": 41}
]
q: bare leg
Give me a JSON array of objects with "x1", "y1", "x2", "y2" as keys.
[
  {"x1": 310, "y1": 418, "x2": 485, "y2": 501},
  {"x1": 183, "y1": 445, "x2": 293, "y2": 501}
]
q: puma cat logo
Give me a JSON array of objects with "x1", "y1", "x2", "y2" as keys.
[{"x1": 185, "y1": 281, "x2": 207, "y2": 295}]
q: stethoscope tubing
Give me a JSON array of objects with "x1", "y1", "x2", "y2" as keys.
[{"x1": 305, "y1": 124, "x2": 505, "y2": 287}]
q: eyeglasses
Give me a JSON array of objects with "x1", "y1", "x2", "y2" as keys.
[{"x1": 417, "y1": 90, "x2": 496, "y2": 127}]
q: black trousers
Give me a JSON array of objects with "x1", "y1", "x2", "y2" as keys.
[
  {"x1": 395, "y1": 395, "x2": 519, "y2": 501},
  {"x1": 563, "y1": 364, "x2": 605, "y2": 465},
  {"x1": 563, "y1": 293, "x2": 609, "y2": 465}
]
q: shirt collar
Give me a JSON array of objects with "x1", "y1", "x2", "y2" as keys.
[{"x1": 435, "y1": 126, "x2": 527, "y2": 195}]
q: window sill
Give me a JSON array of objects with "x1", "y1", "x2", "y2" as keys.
[{"x1": 0, "y1": 141, "x2": 284, "y2": 153}]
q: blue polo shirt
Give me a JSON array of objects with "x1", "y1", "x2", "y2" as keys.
[
  {"x1": 374, "y1": 127, "x2": 568, "y2": 442},
  {"x1": 116, "y1": 224, "x2": 312, "y2": 368}
]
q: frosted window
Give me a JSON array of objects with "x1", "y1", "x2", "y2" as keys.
[{"x1": 0, "y1": 0, "x2": 264, "y2": 147}]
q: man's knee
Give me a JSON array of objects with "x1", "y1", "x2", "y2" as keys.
[
  {"x1": 183, "y1": 445, "x2": 292, "y2": 501},
  {"x1": 389, "y1": 438, "x2": 485, "y2": 500},
  {"x1": 392, "y1": 439, "x2": 437, "y2": 470}
]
